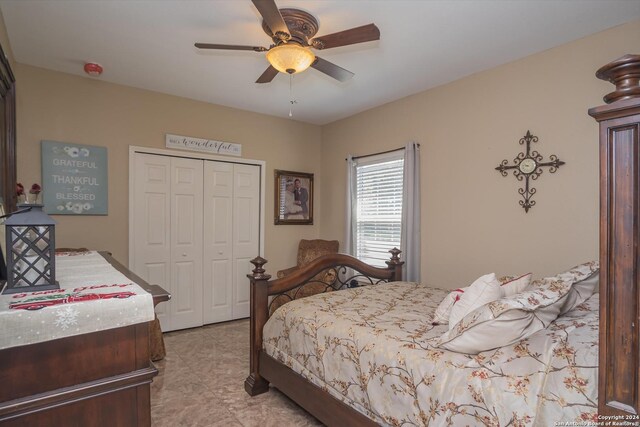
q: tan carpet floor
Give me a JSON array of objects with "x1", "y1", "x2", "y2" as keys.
[{"x1": 151, "y1": 319, "x2": 323, "y2": 427}]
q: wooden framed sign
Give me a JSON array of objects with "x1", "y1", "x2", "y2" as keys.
[
  {"x1": 165, "y1": 133, "x2": 241, "y2": 157},
  {"x1": 41, "y1": 141, "x2": 108, "y2": 215}
]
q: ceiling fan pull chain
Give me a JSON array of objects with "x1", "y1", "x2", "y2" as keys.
[{"x1": 289, "y1": 73, "x2": 294, "y2": 117}]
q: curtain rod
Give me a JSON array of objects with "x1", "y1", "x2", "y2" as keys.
[{"x1": 345, "y1": 143, "x2": 420, "y2": 161}]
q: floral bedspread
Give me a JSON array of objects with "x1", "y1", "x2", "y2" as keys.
[{"x1": 263, "y1": 282, "x2": 598, "y2": 426}]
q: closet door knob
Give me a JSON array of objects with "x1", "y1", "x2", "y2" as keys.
[
  {"x1": 182, "y1": 253, "x2": 187, "y2": 257},
  {"x1": 218, "y1": 251, "x2": 223, "y2": 255}
]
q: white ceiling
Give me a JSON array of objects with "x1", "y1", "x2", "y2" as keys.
[{"x1": 1, "y1": 0, "x2": 639, "y2": 125}]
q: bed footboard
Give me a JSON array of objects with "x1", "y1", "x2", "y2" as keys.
[
  {"x1": 244, "y1": 249, "x2": 403, "y2": 397},
  {"x1": 244, "y1": 256, "x2": 270, "y2": 396}
]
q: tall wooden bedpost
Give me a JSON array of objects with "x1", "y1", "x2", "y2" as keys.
[
  {"x1": 386, "y1": 248, "x2": 404, "y2": 281},
  {"x1": 244, "y1": 256, "x2": 271, "y2": 396},
  {"x1": 589, "y1": 54, "x2": 640, "y2": 417}
]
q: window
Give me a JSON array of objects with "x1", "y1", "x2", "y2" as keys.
[{"x1": 352, "y1": 152, "x2": 404, "y2": 267}]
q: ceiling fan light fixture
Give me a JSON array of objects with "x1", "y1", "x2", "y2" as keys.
[{"x1": 266, "y1": 43, "x2": 315, "y2": 74}]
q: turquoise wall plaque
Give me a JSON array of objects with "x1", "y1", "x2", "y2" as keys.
[{"x1": 41, "y1": 141, "x2": 108, "y2": 215}]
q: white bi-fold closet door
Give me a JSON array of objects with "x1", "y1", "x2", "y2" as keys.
[
  {"x1": 203, "y1": 161, "x2": 260, "y2": 324},
  {"x1": 131, "y1": 151, "x2": 261, "y2": 332}
]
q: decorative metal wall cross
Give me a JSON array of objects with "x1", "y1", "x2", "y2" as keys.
[{"x1": 495, "y1": 130, "x2": 565, "y2": 212}]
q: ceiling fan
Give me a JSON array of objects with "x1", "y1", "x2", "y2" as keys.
[{"x1": 195, "y1": 0, "x2": 380, "y2": 83}]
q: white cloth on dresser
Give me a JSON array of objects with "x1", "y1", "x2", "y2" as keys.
[{"x1": 0, "y1": 251, "x2": 154, "y2": 350}]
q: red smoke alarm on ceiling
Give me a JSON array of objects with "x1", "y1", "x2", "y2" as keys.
[{"x1": 83, "y1": 62, "x2": 103, "y2": 76}]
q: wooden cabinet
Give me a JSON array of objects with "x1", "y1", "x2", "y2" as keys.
[
  {"x1": 589, "y1": 54, "x2": 640, "y2": 417},
  {"x1": 0, "y1": 252, "x2": 169, "y2": 426},
  {"x1": 0, "y1": 323, "x2": 155, "y2": 426}
]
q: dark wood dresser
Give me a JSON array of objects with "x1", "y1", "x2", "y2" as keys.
[{"x1": 0, "y1": 251, "x2": 169, "y2": 426}]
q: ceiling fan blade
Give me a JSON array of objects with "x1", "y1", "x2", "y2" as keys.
[
  {"x1": 251, "y1": 0, "x2": 289, "y2": 38},
  {"x1": 312, "y1": 24, "x2": 380, "y2": 50},
  {"x1": 311, "y1": 57, "x2": 354, "y2": 82},
  {"x1": 195, "y1": 43, "x2": 267, "y2": 52},
  {"x1": 256, "y1": 65, "x2": 279, "y2": 84}
]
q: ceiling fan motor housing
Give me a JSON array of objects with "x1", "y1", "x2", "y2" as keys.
[
  {"x1": 195, "y1": 1, "x2": 376, "y2": 83},
  {"x1": 262, "y1": 8, "x2": 319, "y2": 46}
]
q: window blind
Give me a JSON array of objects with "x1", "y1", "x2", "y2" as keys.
[{"x1": 354, "y1": 156, "x2": 404, "y2": 267}]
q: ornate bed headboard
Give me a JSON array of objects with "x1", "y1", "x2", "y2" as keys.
[
  {"x1": 266, "y1": 248, "x2": 403, "y2": 316},
  {"x1": 244, "y1": 249, "x2": 404, "y2": 397}
]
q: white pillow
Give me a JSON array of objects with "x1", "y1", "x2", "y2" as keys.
[
  {"x1": 433, "y1": 273, "x2": 531, "y2": 325},
  {"x1": 436, "y1": 261, "x2": 599, "y2": 354},
  {"x1": 448, "y1": 273, "x2": 502, "y2": 330},
  {"x1": 432, "y1": 288, "x2": 466, "y2": 325},
  {"x1": 499, "y1": 273, "x2": 532, "y2": 297}
]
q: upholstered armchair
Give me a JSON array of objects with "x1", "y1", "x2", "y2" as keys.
[{"x1": 269, "y1": 239, "x2": 339, "y2": 315}]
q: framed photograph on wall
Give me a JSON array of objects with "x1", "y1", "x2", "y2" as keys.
[{"x1": 274, "y1": 170, "x2": 313, "y2": 225}]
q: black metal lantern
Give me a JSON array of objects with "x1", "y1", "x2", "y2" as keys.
[{"x1": 3, "y1": 204, "x2": 58, "y2": 294}]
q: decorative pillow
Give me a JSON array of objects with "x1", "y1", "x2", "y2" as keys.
[
  {"x1": 447, "y1": 273, "x2": 502, "y2": 330},
  {"x1": 432, "y1": 288, "x2": 466, "y2": 325},
  {"x1": 550, "y1": 270, "x2": 599, "y2": 315},
  {"x1": 436, "y1": 261, "x2": 599, "y2": 354},
  {"x1": 432, "y1": 272, "x2": 532, "y2": 325},
  {"x1": 499, "y1": 273, "x2": 532, "y2": 297}
]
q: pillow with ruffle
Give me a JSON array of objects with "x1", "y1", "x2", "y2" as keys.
[
  {"x1": 435, "y1": 261, "x2": 598, "y2": 354},
  {"x1": 499, "y1": 272, "x2": 532, "y2": 297},
  {"x1": 432, "y1": 272, "x2": 532, "y2": 325},
  {"x1": 447, "y1": 273, "x2": 502, "y2": 329},
  {"x1": 432, "y1": 288, "x2": 466, "y2": 325},
  {"x1": 529, "y1": 268, "x2": 599, "y2": 316}
]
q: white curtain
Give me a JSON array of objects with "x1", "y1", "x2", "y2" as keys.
[
  {"x1": 401, "y1": 142, "x2": 421, "y2": 282},
  {"x1": 344, "y1": 155, "x2": 356, "y2": 256}
]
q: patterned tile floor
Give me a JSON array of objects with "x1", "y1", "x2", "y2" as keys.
[{"x1": 150, "y1": 319, "x2": 323, "y2": 427}]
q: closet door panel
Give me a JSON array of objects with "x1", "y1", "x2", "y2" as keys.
[
  {"x1": 233, "y1": 258, "x2": 251, "y2": 318},
  {"x1": 133, "y1": 152, "x2": 262, "y2": 328},
  {"x1": 232, "y1": 164, "x2": 260, "y2": 319},
  {"x1": 132, "y1": 154, "x2": 172, "y2": 330},
  {"x1": 144, "y1": 262, "x2": 167, "y2": 312},
  {"x1": 203, "y1": 161, "x2": 234, "y2": 323},
  {"x1": 169, "y1": 157, "x2": 204, "y2": 330}
]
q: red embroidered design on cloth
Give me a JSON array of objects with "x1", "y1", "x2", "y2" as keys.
[{"x1": 8, "y1": 283, "x2": 135, "y2": 310}]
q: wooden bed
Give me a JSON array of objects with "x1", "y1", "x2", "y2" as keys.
[
  {"x1": 245, "y1": 54, "x2": 640, "y2": 425},
  {"x1": 245, "y1": 251, "x2": 403, "y2": 426},
  {"x1": 588, "y1": 54, "x2": 640, "y2": 418}
]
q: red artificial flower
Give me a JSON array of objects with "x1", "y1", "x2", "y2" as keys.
[
  {"x1": 30, "y1": 183, "x2": 41, "y2": 194},
  {"x1": 16, "y1": 182, "x2": 24, "y2": 196}
]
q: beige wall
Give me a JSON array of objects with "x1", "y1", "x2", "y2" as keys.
[
  {"x1": 14, "y1": 64, "x2": 322, "y2": 274},
  {"x1": 320, "y1": 20, "x2": 640, "y2": 288},
  {"x1": 7, "y1": 13, "x2": 640, "y2": 287}
]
